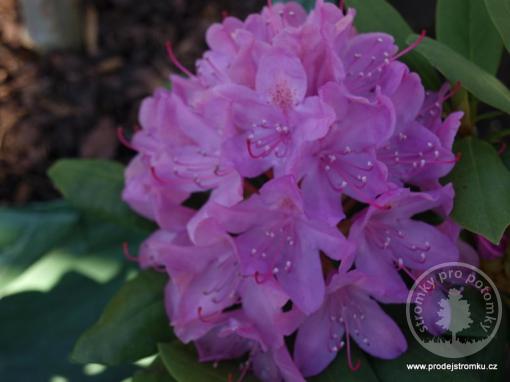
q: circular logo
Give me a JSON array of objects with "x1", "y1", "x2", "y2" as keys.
[{"x1": 406, "y1": 262, "x2": 502, "y2": 358}]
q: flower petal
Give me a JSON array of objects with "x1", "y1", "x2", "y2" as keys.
[
  {"x1": 346, "y1": 287, "x2": 407, "y2": 359},
  {"x1": 294, "y1": 303, "x2": 339, "y2": 377}
]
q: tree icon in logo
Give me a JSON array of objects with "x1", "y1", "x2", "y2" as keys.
[{"x1": 436, "y1": 288, "x2": 473, "y2": 342}]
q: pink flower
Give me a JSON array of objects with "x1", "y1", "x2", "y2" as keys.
[{"x1": 121, "y1": 1, "x2": 463, "y2": 380}]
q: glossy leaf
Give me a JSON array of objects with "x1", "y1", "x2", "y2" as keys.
[
  {"x1": 0, "y1": 272, "x2": 133, "y2": 381},
  {"x1": 71, "y1": 271, "x2": 173, "y2": 366},
  {"x1": 484, "y1": 0, "x2": 510, "y2": 53},
  {"x1": 437, "y1": 0, "x2": 503, "y2": 75},
  {"x1": 0, "y1": 200, "x2": 79, "y2": 289},
  {"x1": 446, "y1": 137, "x2": 510, "y2": 243},
  {"x1": 48, "y1": 159, "x2": 154, "y2": 232},
  {"x1": 159, "y1": 342, "x2": 258, "y2": 382},
  {"x1": 408, "y1": 35, "x2": 510, "y2": 114},
  {"x1": 345, "y1": 0, "x2": 440, "y2": 89}
]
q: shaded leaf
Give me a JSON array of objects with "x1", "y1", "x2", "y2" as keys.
[
  {"x1": 437, "y1": 0, "x2": 503, "y2": 75},
  {"x1": 408, "y1": 35, "x2": 510, "y2": 114},
  {"x1": 447, "y1": 137, "x2": 510, "y2": 243},
  {"x1": 159, "y1": 342, "x2": 258, "y2": 382},
  {"x1": 467, "y1": 308, "x2": 507, "y2": 382},
  {"x1": 484, "y1": 0, "x2": 510, "y2": 53},
  {"x1": 0, "y1": 200, "x2": 79, "y2": 289},
  {"x1": 72, "y1": 271, "x2": 173, "y2": 366},
  {"x1": 0, "y1": 272, "x2": 134, "y2": 382},
  {"x1": 345, "y1": 0, "x2": 440, "y2": 89},
  {"x1": 48, "y1": 159, "x2": 154, "y2": 232},
  {"x1": 133, "y1": 357, "x2": 177, "y2": 382}
]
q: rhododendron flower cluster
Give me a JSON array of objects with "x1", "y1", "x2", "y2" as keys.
[{"x1": 122, "y1": 1, "x2": 466, "y2": 380}]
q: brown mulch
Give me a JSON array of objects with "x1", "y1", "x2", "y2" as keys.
[{"x1": 0, "y1": 0, "x2": 264, "y2": 204}]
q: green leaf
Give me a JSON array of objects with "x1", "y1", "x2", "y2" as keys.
[
  {"x1": 48, "y1": 159, "x2": 154, "y2": 232},
  {"x1": 159, "y1": 342, "x2": 258, "y2": 382},
  {"x1": 133, "y1": 357, "x2": 177, "y2": 382},
  {"x1": 72, "y1": 271, "x2": 173, "y2": 366},
  {"x1": 0, "y1": 200, "x2": 79, "y2": 289},
  {"x1": 484, "y1": 0, "x2": 510, "y2": 53},
  {"x1": 436, "y1": 0, "x2": 503, "y2": 75},
  {"x1": 408, "y1": 35, "x2": 510, "y2": 115},
  {"x1": 446, "y1": 137, "x2": 510, "y2": 243},
  {"x1": 2, "y1": 215, "x2": 142, "y2": 298},
  {"x1": 345, "y1": 0, "x2": 440, "y2": 89},
  {"x1": 0, "y1": 272, "x2": 134, "y2": 381},
  {"x1": 502, "y1": 145, "x2": 510, "y2": 171}
]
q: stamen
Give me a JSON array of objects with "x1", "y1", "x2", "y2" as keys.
[
  {"x1": 235, "y1": 360, "x2": 251, "y2": 382},
  {"x1": 122, "y1": 242, "x2": 139, "y2": 263},
  {"x1": 392, "y1": 30, "x2": 426, "y2": 61},
  {"x1": 165, "y1": 41, "x2": 194, "y2": 77},
  {"x1": 396, "y1": 260, "x2": 417, "y2": 280},
  {"x1": 343, "y1": 319, "x2": 361, "y2": 372},
  {"x1": 437, "y1": 152, "x2": 461, "y2": 165},
  {"x1": 442, "y1": 81, "x2": 462, "y2": 103},
  {"x1": 221, "y1": 10, "x2": 229, "y2": 20},
  {"x1": 340, "y1": 0, "x2": 345, "y2": 11},
  {"x1": 117, "y1": 127, "x2": 136, "y2": 151}
]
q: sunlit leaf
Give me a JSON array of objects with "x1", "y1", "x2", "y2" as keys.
[{"x1": 0, "y1": 200, "x2": 79, "y2": 289}]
